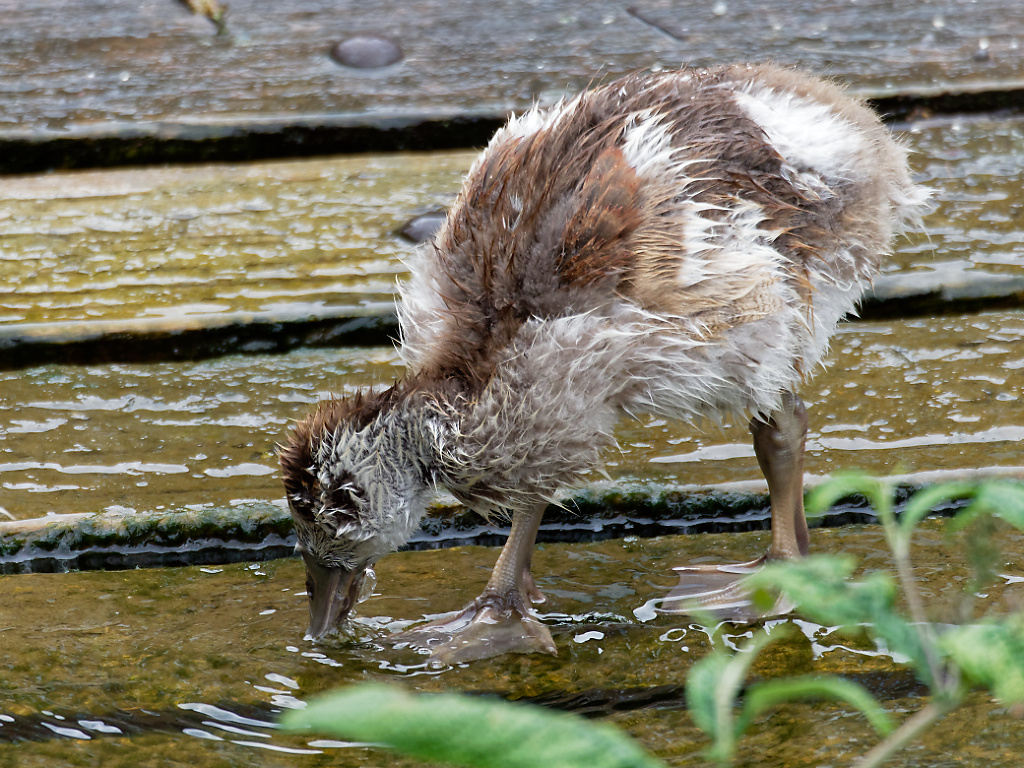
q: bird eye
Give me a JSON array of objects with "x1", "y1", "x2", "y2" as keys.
[
  {"x1": 326, "y1": 481, "x2": 364, "y2": 513},
  {"x1": 286, "y1": 490, "x2": 318, "y2": 525}
]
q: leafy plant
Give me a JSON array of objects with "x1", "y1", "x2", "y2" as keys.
[
  {"x1": 281, "y1": 683, "x2": 664, "y2": 768},
  {"x1": 686, "y1": 475, "x2": 1024, "y2": 768},
  {"x1": 685, "y1": 624, "x2": 894, "y2": 766}
]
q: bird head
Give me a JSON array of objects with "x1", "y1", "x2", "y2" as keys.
[{"x1": 279, "y1": 391, "x2": 434, "y2": 639}]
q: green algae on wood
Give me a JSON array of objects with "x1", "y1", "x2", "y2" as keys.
[
  {"x1": 0, "y1": 502, "x2": 294, "y2": 572},
  {"x1": 6, "y1": 470, "x2": 1024, "y2": 574},
  {"x1": 3, "y1": 115, "x2": 1024, "y2": 365},
  {"x1": 0, "y1": 484, "x2": 777, "y2": 573}
]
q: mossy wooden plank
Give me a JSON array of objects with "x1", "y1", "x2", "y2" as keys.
[
  {"x1": 1, "y1": 0, "x2": 1022, "y2": 159},
  {"x1": 0, "y1": 311, "x2": 1020, "y2": 529},
  {"x1": 0, "y1": 151, "x2": 470, "y2": 335},
  {"x1": 1, "y1": 115, "x2": 1023, "y2": 361}
]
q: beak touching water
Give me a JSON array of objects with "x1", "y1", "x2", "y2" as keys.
[{"x1": 301, "y1": 556, "x2": 370, "y2": 639}]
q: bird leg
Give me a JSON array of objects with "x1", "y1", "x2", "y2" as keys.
[
  {"x1": 655, "y1": 391, "x2": 809, "y2": 621},
  {"x1": 398, "y1": 502, "x2": 556, "y2": 663}
]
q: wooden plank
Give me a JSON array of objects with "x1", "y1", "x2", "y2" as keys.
[
  {"x1": 866, "y1": 113, "x2": 1024, "y2": 313},
  {"x1": 0, "y1": 0, "x2": 677, "y2": 144},
  {"x1": 629, "y1": 0, "x2": 1024, "y2": 96},
  {"x1": 0, "y1": 151, "x2": 470, "y2": 355},
  {"x1": 1, "y1": 0, "x2": 1023, "y2": 162},
  {"x1": 0, "y1": 311, "x2": 1020, "y2": 525},
  {"x1": 2, "y1": 116, "x2": 1023, "y2": 365}
]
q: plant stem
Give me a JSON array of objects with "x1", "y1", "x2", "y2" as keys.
[
  {"x1": 892, "y1": 548, "x2": 947, "y2": 687},
  {"x1": 852, "y1": 701, "x2": 953, "y2": 768},
  {"x1": 881, "y1": 499, "x2": 947, "y2": 689}
]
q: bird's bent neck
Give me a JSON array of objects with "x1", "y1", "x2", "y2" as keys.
[{"x1": 403, "y1": 333, "x2": 626, "y2": 516}]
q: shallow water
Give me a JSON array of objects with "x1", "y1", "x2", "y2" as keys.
[
  {"x1": 1, "y1": 519, "x2": 1022, "y2": 767},
  {"x1": 1, "y1": 310, "x2": 1020, "y2": 523},
  {"x1": 904, "y1": 115, "x2": 1024, "y2": 276}
]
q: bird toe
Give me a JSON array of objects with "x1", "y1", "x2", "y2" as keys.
[{"x1": 394, "y1": 593, "x2": 557, "y2": 663}]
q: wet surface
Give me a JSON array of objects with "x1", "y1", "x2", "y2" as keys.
[
  {"x1": 2, "y1": 117, "x2": 1022, "y2": 336},
  {"x1": 901, "y1": 114, "x2": 1024, "y2": 276},
  {"x1": 1, "y1": 520, "x2": 1022, "y2": 766},
  {"x1": 0, "y1": 152, "x2": 467, "y2": 328},
  {"x1": 0, "y1": 346, "x2": 401, "y2": 521},
  {"x1": 3, "y1": 0, "x2": 1023, "y2": 149},
  {"x1": 1, "y1": 310, "x2": 1020, "y2": 523},
  {"x1": 629, "y1": 0, "x2": 1024, "y2": 96},
  {"x1": 1, "y1": 0, "x2": 676, "y2": 136}
]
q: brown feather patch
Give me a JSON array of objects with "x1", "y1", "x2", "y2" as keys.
[
  {"x1": 558, "y1": 146, "x2": 644, "y2": 286},
  {"x1": 278, "y1": 388, "x2": 399, "y2": 515}
]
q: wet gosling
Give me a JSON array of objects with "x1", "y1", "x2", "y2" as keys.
[{"x1": 279, "y1": 64, "x2": 928, "y2": 662}]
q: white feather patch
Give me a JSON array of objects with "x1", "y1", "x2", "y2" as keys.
[
  {"x1": 733, "y1": 86, "x2": 864, "y2": 182},
  {"x1": 620, "y1": 110, "x2": 679, "y2": 179},
  {"x1": 676, "y1": 199, "x2": 784, "y2": 296}
]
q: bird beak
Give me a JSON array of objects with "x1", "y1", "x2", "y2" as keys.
[{"x1": 302, "y1": 557, "x2": 367, "y2": 640}]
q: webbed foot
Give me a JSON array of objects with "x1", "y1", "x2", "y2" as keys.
[
  {"x1": 639, "y1": 555, "x2": 793, "y2": 623},
  {"x1": 633, "y1": 391, "x2": 808, "y2": 624},
  {"x1": 397, "y1": 591, "x2": 556, "y2": 663}
]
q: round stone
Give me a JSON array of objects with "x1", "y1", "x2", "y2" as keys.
[
  {"x1": 398, "y1": 210, "x2": 447, "y2": 243},
  {"x1": 330, "y1": 37, "x2": 403, "y2": 69}
]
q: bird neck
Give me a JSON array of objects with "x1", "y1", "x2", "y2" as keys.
[{"x1": 409, "y1": 321, "x2": 630, "y2": 515}]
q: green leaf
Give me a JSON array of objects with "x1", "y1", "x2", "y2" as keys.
[
  {"x1": 871, "y1": 615, "x2": 938, "y2": 689},
  {"x1": 951, "y1": 482, "x2": 1024, "y2": 532},
  {"x1": 281, "y1": 683, "x2": 665, "y2": 768},
  {"x1": 686, "y1": 651, "x2": 736, "y2": 763},
  {"x1": 748, "y1": 557, "x2": 937, "y2": 686},
  {"x1": 686, "y1": 630, "x2": 775, "y2": 767},
  {"x1": 748, "y1": 556, "x2": 891, "y2": 626},
  {"x1": 940, "y1": 620, "x2": 1024, "y2": 705},
  {"x1": 805, "y1": 473, "x2": 881, "y2": 519},
  {"x1": 898, "y1": 482, "x2": 977, "y2": 539},
  {"x1": 741, "y1": 675, "x2": 894, "y2": 736},
  {"x1": 986, "y1": 482, "x2": 1024, "y2": 529}
]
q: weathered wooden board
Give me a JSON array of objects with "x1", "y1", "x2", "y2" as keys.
[
  {"x1": 1, "y1": 116, "x2": 1023, "y2": 363},
  {"x1": 0, "y1": 310, "x2": 1020, "y2": 525},
  {"x1": 1, "y1": 0, "x2": 1023, "y2": 156},
  {"x1": 629, "y1": 0, "x2": 1024, "y2": 96},
  {"x1": 867, "y1": 113, "x2": 1024, "y2": 313},
  {"x1": 0, "y1": 151, "x2": 468, "y2": 355}
]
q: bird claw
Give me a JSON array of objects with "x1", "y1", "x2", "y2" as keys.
[
  {"x1": 395, "y1": 592, "x2": 557, "y2": 663},
  {"x1": 634, "y1": 555, "x2": 793, "y2": 624}
]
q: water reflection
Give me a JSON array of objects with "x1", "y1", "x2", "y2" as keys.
[
  {"x1": 791, "y1": 618, "x2": 913, "y2": 664},
  {"x1": 0, "y1": 659, "x2": 388, "y2": 757},
  {"x1": 1, "y1": 309, "x2": 1021, "y2": 525},
  {"x1": 1, "y1": 521, "x2": 1021, "y2": 763}
]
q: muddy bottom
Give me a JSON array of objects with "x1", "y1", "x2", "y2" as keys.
[{"x1": 2, "y1": 519, "x2": 1022, "y2": 767}]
